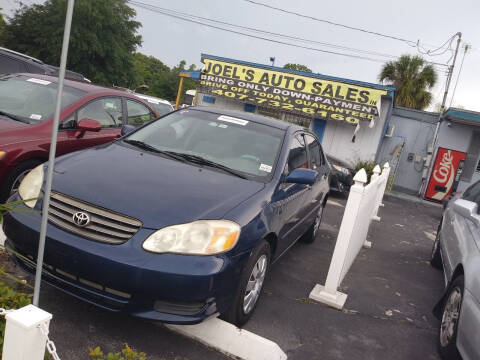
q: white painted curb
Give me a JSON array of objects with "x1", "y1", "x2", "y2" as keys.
[{"x1": 166, "y1": 317, "x2": 287, "y2": 360}]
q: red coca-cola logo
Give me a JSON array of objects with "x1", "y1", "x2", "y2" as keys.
[{"x1": 433, "y1": 150, "x2": 453, "y2": 184}]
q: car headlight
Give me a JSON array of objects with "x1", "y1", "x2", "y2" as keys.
[
  {"x1": 332, "y1": 164, "x2": 350, "y2": 175},
  {"x1": 0, "y1": 151, "x2": 6, "y2": 160},
  {"x1": 143, "y1": 220, "x2": 240, "y2": 255},
  {"x1": 18, "y1": 164, "x2": 44, "y2": 208}
]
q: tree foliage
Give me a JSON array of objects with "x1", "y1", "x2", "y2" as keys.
[
  {"x1": 132, "y1": 54, "x2": 197, "y2": 101},
  {"x1": 0, "y1": 9, "x2": 6, "y2": 46},
  {"x1": 379, "y1": 55, "x2": 437, "y2": 110},
  {"x1": 283, "y1": 63, "x2": 312, "y2": 73},
  {"x1": 4, "y1": 0, "x2": 142, "y2": 87}
]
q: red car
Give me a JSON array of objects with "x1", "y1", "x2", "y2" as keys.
[{"x1": 0, "y1": 73, "x2": 158, "y2": 202}]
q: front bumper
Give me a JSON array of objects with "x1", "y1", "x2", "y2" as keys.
[
  {"x1": 330, "y1": 171, "x2": 353, "y2": 193},
  {"x1": 3, "y1": 204, "x2": 248, "y2": 324}
]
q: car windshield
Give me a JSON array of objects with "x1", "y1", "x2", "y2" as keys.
[
  {"x1": 151, "y1": 102, "x2": 173, "y2": 116},
  {"x1": 124, "y1": 109, "x2": 284, "y2": 180},
  {"x1": 0, "y1": 74, "x2": 86, "y2": 123}
]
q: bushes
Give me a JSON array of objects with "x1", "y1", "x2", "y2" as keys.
[
  {"x1": 89, "y1": 344, "x2": 147, "y2": 360},
  {"x1": 354, "y1": 160, "x2": 376, "y2": 183}
]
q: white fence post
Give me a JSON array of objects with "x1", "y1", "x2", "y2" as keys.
[
  {"x1": 2, "y1": 305, "x2": 52, "y2": 360},
  {"x1": 309, "y1": 163, "x2": 389, "y2": 310},
  {"x1": 369, "y1": 164, "x2": 382, "y2": 225},
  {"x1": 309, "y1": 168, "x2": 368, "y2": 309},
  {"x1": 372, "y1": 162, "x2": 390, "y2": 221}
]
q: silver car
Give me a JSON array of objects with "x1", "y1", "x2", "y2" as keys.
[{"x1": 431, "y1": 181, "x2": 480, "y2": 360}]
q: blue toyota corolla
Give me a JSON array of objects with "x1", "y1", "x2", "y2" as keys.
[{"x1": 4, "y1": 107, "x2": 330, "y2": 326}]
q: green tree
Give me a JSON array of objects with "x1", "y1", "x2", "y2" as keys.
[
  {"x1": 379, "y1": 55, "x2": 437, "y2": 110},
  {"x1": 132, "y1": 55, "x2": 196, "y2": 101},
  {"x1": 4, "y1": 0, "x2": 141, "y2": 87},
  {"x1": 283, "y1": 63, "x2": 312, "y2": 73},
  {"x1": 0, "y1": 9, "x2": 6, "y2": 45}
]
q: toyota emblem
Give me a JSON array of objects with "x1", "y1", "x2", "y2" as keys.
[{"x1": 72, "y1": 211, "x2": 90, "y2": 227}]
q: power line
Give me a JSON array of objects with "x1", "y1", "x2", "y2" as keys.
[
  {"x1": 449, "y1": 44, "x2": 469, "y2": 107},
  {"x1": 130, "y1": 0, "x2": 448, "y2": 69},
  {"x1": 242, "y1": 0, "x2": 418, "y2": 45},
  {"x1": 242, "y1": 0, "x2": 460, "y2": 59},
  {"x1": 132, "y1": 1, "x2": 401, "y2": 60}
]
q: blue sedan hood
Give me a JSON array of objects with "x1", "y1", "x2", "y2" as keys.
[{"x1": 52, "y1": 143, "x2": 265, "y2": 229}]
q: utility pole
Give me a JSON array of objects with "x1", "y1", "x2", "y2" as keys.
[{"x1": 419, "y1": 32, "x2": 462, "y2": 196}]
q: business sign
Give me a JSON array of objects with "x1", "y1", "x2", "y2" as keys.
[
  {"x1": 199, "y1": 57, "x2": 389, "y2": 125},
  {"x1": 425, "y1": 147, "x2": 467, "y2": 202}
]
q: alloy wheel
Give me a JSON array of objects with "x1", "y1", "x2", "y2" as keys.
[
  {"x1": 243, "y1": 254, "x2": 267, "y2": 314},
  {"x1": 440, "y1": 287, "x2": 462, "y2": 347}
]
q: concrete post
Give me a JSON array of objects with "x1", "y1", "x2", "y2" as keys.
[{"x1": 3, "y1": 305, "x2": 52, "y2": 360}]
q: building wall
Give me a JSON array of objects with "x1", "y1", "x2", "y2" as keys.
[
  {"x1": 196, "y1": 92, "x2": 392, "y2": 167},
  {"x1": 321, "y1": 97, "x2": 391, "y2": 166},
  {"x1": 377, "y1": 107, "x2": 439, "y2": 195}
]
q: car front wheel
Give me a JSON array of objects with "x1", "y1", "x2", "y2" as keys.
[
  {"x1": 222, "y1": 240, "x2": 270, "y2": 327},
  {"x1": 438, "y1": 275, "x2": 464, "y2": 360},
  {"x1": 0, "y1": 159, "x2": 42, "y2": 203},
  {"x1": 301, "y1": 204, "x2": 325, "y2": 244}
]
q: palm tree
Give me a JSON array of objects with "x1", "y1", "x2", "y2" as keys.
[{"x1": 379, "y1": 55, "x2": 437, "y2": 110}]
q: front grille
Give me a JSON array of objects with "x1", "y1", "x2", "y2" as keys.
[{"x1": 48, "y1": 192, "x2": 142, "y2": 244}]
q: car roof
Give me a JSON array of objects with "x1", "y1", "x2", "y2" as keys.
[
  {"x1": 0, "y1": 47, "x2": 44, "y2": 64},
  {"x1": 15, "y1": 73, "x2": 131, "y2": 95},
  {"x1": 190, "y1": 106, "x2": 303, "y2": 131},
  {"x1": 134, "y1": 93, "x2": 172, "y2": 106}
]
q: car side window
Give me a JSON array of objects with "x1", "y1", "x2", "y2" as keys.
[
  {"x1": 59, "y1": 113, "x2": 76, "y2": 130},
  {"x1": 287, "y1": 135, "x2": 308, "y2": 173},
  {"x1": 304, "y1": 134, "x2": 323, "y2": 170},
  {"x1": 126, "y1": 99, "x2": 155, "y2": 127},
  {"x1": 78, "y1": 97, "x2": 123, "y2": 128},
  {"x1": 462, "y1": 181, "x2": 480, "y2": 204}
]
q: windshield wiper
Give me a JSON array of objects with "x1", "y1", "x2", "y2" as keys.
[
  {"x1": 122, "y1": 139, "x2": 187, "y2": 162},
  {"x1": 165, "y1": 152, "x2": 248, "y2": 179},
  {"x1": 0, "y1": 110, "x2": 30, "y2": 124}
]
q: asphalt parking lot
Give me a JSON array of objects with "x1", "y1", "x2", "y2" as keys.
[{"x1": 3, "y1": 193, "x2": 444, "y2": 359}]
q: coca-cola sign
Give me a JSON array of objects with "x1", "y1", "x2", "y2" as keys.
[
  {"x1": 432, "y1": 150, "x2": 454, "y2": 184},
  {"x1": 425, "y1": 148, "x2": 466, "y2": 203}
]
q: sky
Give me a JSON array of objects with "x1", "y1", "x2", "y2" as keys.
[{"x1": 3, "y1": 0, "x2": 480, "y2": 112}]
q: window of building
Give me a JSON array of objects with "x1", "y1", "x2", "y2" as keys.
[
  {"x1": 202, "y1": 95, "x2": 216, "y2": 104},
  {"x1": 244, "y1": 103, "x2": 256, "y2": 113}
]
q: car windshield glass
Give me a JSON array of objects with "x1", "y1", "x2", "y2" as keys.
[
  {"x1": 151, "y1": 103, "x2": 173, "y2": 116},
  {"x1": 0, "y1": 74, "x2": 86, "y2": 123},
  {"x1": 124, "y1": 109, "x2": 284, "y2": 180}
]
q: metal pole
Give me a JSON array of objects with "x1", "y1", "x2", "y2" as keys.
[
  {"x1": 419, "y1": 32, "x2": 462, "y2": 196},
  {"x1": 175, "y1": 76, "x2": 184, "y2": 110},
  {"x1": 33, "y1": 0, "x2": 75, "y2": 306}
]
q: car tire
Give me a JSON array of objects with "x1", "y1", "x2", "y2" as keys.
[
  {"x1": 438, "y1": 275, "x2": 464, "y2": 360},
  {"x1": 430, "y1": 221, "x2": 443, "y2": 269},
  {"x1": 222, "y1": 240, "x2": 270, "y2": 327},
  {"x1": 0, "y1": 159, "x2": 43, "y2": 204},
  {"x1": 300, "y1": 203, "x2": 325, "y2": 244}
]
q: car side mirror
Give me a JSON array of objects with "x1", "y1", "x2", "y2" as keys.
[
  {"x1": 75, "y1": 118, "x2": 101, "y2": 138},
  {"x1": 121, "y1": 124, "x2": 136, "y2": 136},
  {"x1": 452, "y1": 199, "x2": 478, "y2": 220},
  {"x1": 286, "y1": 168, "x2": 317, "y2": 185},
  {"x1": 77, "y1": 118, "x2": 101, "y2": 132}
]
